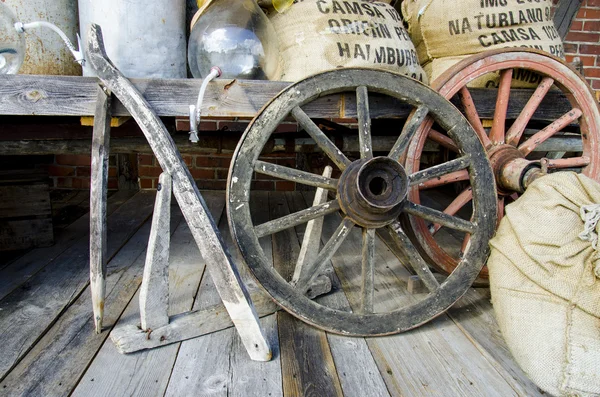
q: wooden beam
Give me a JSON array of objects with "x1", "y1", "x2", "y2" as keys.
[
  {"x1": 89, "y1": 85, "x2": 112, "y2": 334},
  {"x1": 139, "y1": 172, "x2": 171, "y2": 331},
  {"x1": 86, "y1": 23, "x2": 272, "y2": 361},
  {"x1": 0, "y1": 75, "x2": 573, "y2": 120},
  {"x1": 553, "y1": 0, "x2": 584, "y2": 40}
]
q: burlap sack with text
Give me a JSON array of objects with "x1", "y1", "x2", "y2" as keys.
[
  {"x1": 268, "y1": 0, "x2": 428, "y2": 83},
  {"x1": 488, "y1": 172, "x2": 600, "y2": 397}
]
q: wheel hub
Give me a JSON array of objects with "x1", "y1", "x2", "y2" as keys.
[
  {"x1": 337, "y1": 156, "x2": 408, "y2": 228},
  {"x1": 488, "y1": 144, "x2": 541, "y2": 194}
]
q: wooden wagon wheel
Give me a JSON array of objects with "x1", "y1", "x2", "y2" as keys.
[
  {"x1": 405, "y1": 48, "x2": 600, "y2": 284},
  {"x1": 227, "y1": 68, "x2": 497, "y2": 336}
]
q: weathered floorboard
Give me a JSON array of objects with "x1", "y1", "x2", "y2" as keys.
[
  {"x1": 0, "y1": 190, "x2": 135, "y2": 301},
  {"x1": 287, "y1": 192, "x2": 391, "y2": 397},
  {"x1": 0, "y1": 191, "x2": 155, "y2": 380},
  {"x1": 447, "y1": 288, "x2": 545, "y2": 397},
  {"x1": 308, "y1": 192, "x2": 519, "y2": 397},
  {"x1": 270, "y1": 192, "x2": 344, "y2": 397},
  {"x1": 0, "y1": 204, "x2": 184, "y2": 396},
  {"x1": 164, "y1": 197, "x2": 282, "y2": 397},
  {"x1": 72, "y1": 192, "x2": 225, "y2": 397}
]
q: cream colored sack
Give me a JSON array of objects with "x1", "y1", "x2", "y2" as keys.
[
  {"x1": 268, "y1": 0, "x2": 428, "y2": 83},
  {"x1": 402, "y1": 0, "x2": 565, "y2": 64},
  {"x1": 488, "y1": 172, "x2": 600, "y2": 397}
]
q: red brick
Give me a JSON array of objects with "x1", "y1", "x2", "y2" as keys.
[
  {"x1": 190, "y1": 168, "x2": 215, "y2": 179},
  {"x1": 578, "y1": 7, "x2": 600, "y2": 19},
  {"x1": 275, "y1": 181, "x2": 296, "y2": 191},
  {"x1": 138, "y1": 166, "x2": 163, "y2": 177},
  {"x1": 196, "y1": 155, "x2": 232, "y2": 169},
  {"x1": 251, "y1": 181, "x2": 274, "y2": 191},
  {"x1": 196, "y1": 179, "x2": 227, "y2": 190},
  {"x1": 76, "y1": 166, "x2": 91, "y2": 177},
  {"x1": 591, "y1": 79, "x2": 600, "y2": 89},
  {"x1": 563, "y1": 43, "x2": 579, "y2": 54},
  {"x1": 586, "y1": 0, "x2": 600, "y2": 7},
  {"x1": 55, "y1": 154, "x2": 91, "y2": 166},
  {"x1": 72, "y1": 178, "x2": 90, "y2": 189},
  {"x1": 182, "y1": 155, "x2": 193, "y2": 167},
  {"x1": 584, "y1": 67, "x2": 600, "y2": 78},
  {"x1": 583, "y1": 20, "x2": 600, "y2": 31},
  {"x1": 109, "y1": 155, "x2": 117, "y2": 166},
  {"x1": 570, "y1": 20, "x2": 584, "y2": 31},
  {"x1": 108, "y1": 167, "x2": 118, "y2": 178},
  {"x1": 107, "y1": 179, "x2": 119, "y2": 190},
  {"x1": 566, "y1": 32, "x2": 600, "y2": 42},
  {"x1": 215, "y1": 169, "x2": 230, "y2": 179},
  {"x1": 580, "y1": 44, "x2": 600, "y2": 55},
  {"x1": 570, "y1": 55, "x2": 597, "y2": 67},
  {"x1": 139, "y1": 178, "x2": 154, "y2": 189},
  {"x1": 55, "y1": 177, "x2": 72, "y2": 188},
  {"x1": 48, "y1": 164, "x2": 75, "y2": 177},
  {"x1": 138, "y1": 154, "x2": 154, "y2": 166}
]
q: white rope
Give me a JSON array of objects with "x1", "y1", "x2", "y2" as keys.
[{"x1": 579, "y1": 203, "x2": 600, "y2": 277}]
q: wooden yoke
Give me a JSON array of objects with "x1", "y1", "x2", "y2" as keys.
[{"x1": 85, "y1": 24, "x2": 271, "y2": 361}]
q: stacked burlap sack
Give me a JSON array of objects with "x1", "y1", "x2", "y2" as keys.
[
  {"x1": 401, "y1": 0, "x2": 565, "y2": 86},
  {"x1": 264, "y1": 0, "x2": 428, "y2": 83},
  {"x1": 488, "y1": 172, "x2": 600, "y2": 397}
]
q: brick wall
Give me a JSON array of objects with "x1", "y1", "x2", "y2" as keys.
[
  {"x1": 562, "y1": 0, "x2": 600, "y2": 90},
  {"x1": 47, "y1": 154, "x2": 118, "y2": 190},
  {"x1": 137, "y1": 152, "x2": 299, "y2": 191}
]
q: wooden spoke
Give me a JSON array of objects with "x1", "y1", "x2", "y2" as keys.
[
  {"x1": 459, "y1": 86, "x2": 492, "y2": 148},
  {"x1": 409, "y1": 156, "x2": 471, "y2": 187},
  {"x1": 403, "y1": 201, "x2": 476, "y2": 234},
  {"x1": 388, "y1": 105, "x2": 429, "y2": 160},
  {"x1": 545, "y1": 155, "x2": 590, "y2": 169},
  {"x1": 418, "y1": 169, "x2": 470, "y2": 190},
  {"x1": 292, "y1": 167, "x2": 333, "y2": 286},
  {"x1": 254, "y1": 160, "x2": 338, "y2": 190},
  {"x1": 292, "y1": 106, "x2": 351, "y2": 170},
  {"x1": 295, "y1": 217, "x2": 355, "y2": 291},
  {"x1": 356, "y1": 86, "x2": 372, "y2": 159},
  {"x1": 427, "y1": 129, "x2": 459, "y2": 152},
  {"x1": 360, "y1": 228, "x2": 375, "y2": 313},
  {"x1": 489, "y1": 69, "x2": 513, "y2": 145},
  {"x1": 506, "y1": 76, "x2": 555, "y2": 146},
  {"x1": 255, "y1": 200, "x2": 341, "y2": 238},
  {"x1": 387, "y1": 221, "x2": 439, "y2": 292},
  {"x1": 518, "y1": 108, "x2": 583, "y2": 156},
  {"x1": 432, "y1": 187, "x2": 473, "y2": 234}
]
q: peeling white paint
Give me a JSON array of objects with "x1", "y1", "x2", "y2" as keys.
[{"x1": 235, "y1": 203, "x2": 244, "y2": 210}]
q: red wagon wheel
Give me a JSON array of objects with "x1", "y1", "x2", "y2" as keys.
[{"x1": 404, "y1": 48, "x2": 600, "y2": 284}]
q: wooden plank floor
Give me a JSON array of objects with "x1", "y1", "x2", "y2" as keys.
[{"x1": 0, "y1": 190, "x2": 545, "y2": 397}]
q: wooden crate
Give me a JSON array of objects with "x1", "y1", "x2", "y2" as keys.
[{"x1": 0, "y1": 170, "x2": 53, "y2": 251}]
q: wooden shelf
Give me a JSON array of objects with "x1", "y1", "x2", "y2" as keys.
[{"x1": 0, "y1": 74, "x2": 572, "y2": 120}]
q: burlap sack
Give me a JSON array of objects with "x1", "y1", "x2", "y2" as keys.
[
  {"x1": 488, "y1": 172, "x2": 600, "y2": 397},
  {"x1": 268, "y1": 0, "x2": 428, "y2": 83},
  {"x1": 402, "y1": 0, "x2": 564, "y2": 64}
]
